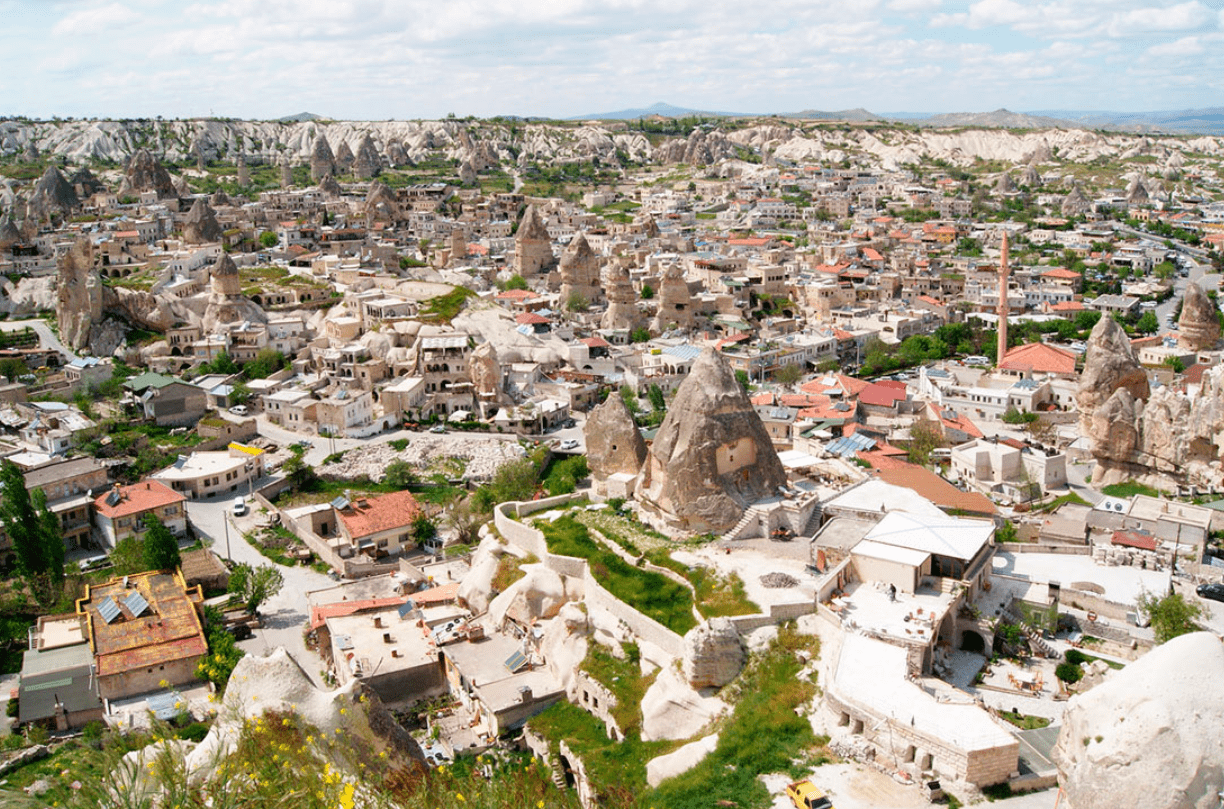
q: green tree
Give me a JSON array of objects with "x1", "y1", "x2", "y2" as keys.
[
  {"x1": 1136, "y1": 590, "x2": 1203, "y2": 644},
  {"x1": 1135, "y1": 310, "x2": 1159, "y2": 334},
  {"x1": 647, "y1": 384, "x2": 666, "y2": 413},
  {"x1": 410, "y1": 512, "x2": 437, "y2": 544},
  {"x1": 630, "y1": 327, "x2": 651, "y2": 343},
  {"x1": 1055, "y1": 661, "x2": 1083, "y2": 686},
  {"x1": 0, "y1": 459, "x2": 64, "y2": 603},
  {"x1": 258, "y1": 231, "x2": 279, "y2": 249},
  {"x1": 282, "y1": 454, "x2": 317, "y2": 491},
  {"x1": 229, "y1": 563, "x2": 284, "y2": 615},
  {"x1": 230, "y1": 380, "x2": 252, "y2": 405},
  {"x1": 907, "y1": 420, "x2": 944, "y2": 466},
  {"x1": 1164, "y1": 356, "x2": 1186, "y2": 373},
  {"x1": 201, "y1": 351, "x2": 239, "y2": 376},
  {"x1": 485, "y1": 457, "x2": 539, "y2": 506},
  {"x1": 619, "y1": 385, "x2": 641, "y2": 414},
  {"x1": 1154, "y1": 261, "x2": 1176, "y2": 281},
  {"x1": 565, "y1": 293, "x2": 589, "y2": 312},
  {"x1": 640, "y1": 284, "x2": 655, "y2": 300},
  {"x1": 0, "y1": 357, "x2": 29, "y2": 382},
  {"x1": 503, "y1": 274, "x2": 528, "y2": 291},
  {"x1": 141, "y1": 513, "x2": 181, "y2": 571},
  {"x1": 384, "y1": 460, "x2": 419, "y2": 489},
  {"x1": 734, "y1": 369, "x2": 751, "y2": 393},
  {"x1": 774, "y1": 364, "x2": 805, "y2": 386},
  {"x1": 242, "y1": 349, "x2": 287, "y2": 380}
]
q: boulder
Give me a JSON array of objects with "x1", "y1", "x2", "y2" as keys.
[
  {"x1": 181, "y1": 197, "x2": 222, "y2": 244},
  {"x1": 601, "y1": 259, "x2": 640, "y2": 332},
  {"x1": 488, "y1": 563, "x2": 577, "y2": 627},
  {"x1": 1179, "y1": 282, "x2": 1220, "y2": 351},
  {"x1": 1053, "y1": 632, "x2": 1224, "y2": 809},
  {"x1": 646, "y1": 733, "x2": 720, "y2": 787},
  {"x1": 638, "y1": 348, "x2": 787, "y2": 534},
  {"x1": 584, "y1": 393, "x2": 647, "y2": 492},
  {"x1": 641, "y1": 664, "x2": 728, "y2": 741},
  {"x1": 541, "y1": 602, "x2": 591, "y2": 693},
  {"x1": 681, "y1": 617, "x2": 745, "y2": 690},
  {"x1": 457, "y1": 536, "x2": 505, "y2": 614},
  {"x1": 320, "y1": 173, "x2": 343, "y2": 197}
]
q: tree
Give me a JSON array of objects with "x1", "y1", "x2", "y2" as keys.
[
  {"x1": 774, "y1": 363, "x2": 805, "y2": 386},
  {"x1": 282, "y1": 454, "x2": 317, "y2": 491},
  {"x1": 734, "y1": 369, "x2": 751, "y2": 393},
  {"x1": 242, "y1": 349, "x2": 287, "y2": 380},
  {"x1": 229, "y1": 563, "x2": 284, "y2": 615},
  {"x1": 640, "y1": 284, "x2": 655, "y2": 300},
  {"x1": 619, "y1": 385, "x2": 641, "y2": 414},
  {"x1": 258, "y1": 231, "x2": 279, "y2": 249},
  {"x1": 384, "y1": 460, "x2": 419, "y2": 489},
  {"x1": 443, "y1": 495, "x2": 483, "y2": 545},
  {"x1": 201, "y1": 351, "x2": 239, "y2": 376},
  {"x1": 141, "y1": 514, "x2": 181, "y2": 571},
  {"x1": 1135, "y1": 310, "x2": 1159, "y2": 334},
  {"x1": 565, "y1": 293, "x2": 589, "y2": 312},
  {"x1": 0, "y1": 459, "x2": 64, "y2": 603},
  {"x1": 503, "y1": 274, "x2": 528, "y2": 291},
  {"x1": 410, "y1": 512, "x2": 437, "y2": 544},
  {"x1": 230, "y1": 380, "x2": 252, "y2": 405},
  {"x1": 1136, "y1": 590, "x2": 1203, "y2": 644},
  {"x1": 485, "y1": 457, "x2": 539, "y2": 506},
  {"x1": 630, "y1": 327, "x2": 651, "y2": 343},
  {"x1": 1055, "y1": 661, "x2": 1083, "y2": 687},
  {"x1": 0, "y1": 357, "x2": 28, "y2": 382},
  {"x1": 647, "y1": 384, "x2": 666, "y2": 413},
  {"x1": 1165, "y1": 356, "x2": 1186, "y2": 374},
  {"x1": 907, "y1": 420, "x2": 944, "y2": 466}
]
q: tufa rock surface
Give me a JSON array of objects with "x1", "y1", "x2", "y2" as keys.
[
  {"x1": 558, "y1": 231, "x2": 602, "y2": 306},
  {"x1": 120, "y1": 149, "x2": 176, "y2": 199},
  {"x1": 27, "y1": 166, "x2": 80, "y2": 220},
  {"x1": 1178, "y1": 281, "x2": 1220, "y2": 351},
  {"x1": 309, "y1": 135, "x2": 335, "y2": 182},
  {"x1": 584, "y1": 393, "x2": 647, "y2": 493},
  {"x1": 1053, "y1": 632, "x2": 1224, "y2": 809},
  {"x1": 651, "y1": 262, "x2": 694, "y2": 333},
  {"x1": 681, "y1": 618, "x2": 745, "y2": 690},
  {"x1": 333, "y1": 139, "x2": 355, "y2": 173},
  {"x1": 638, "y1": 348, "x2": 787, "y2": 533},
  {"x1": 56, "y1": 237, "x2": 104, "y2": 351},
  {"x1": 181, "y1": 197, "x2": 222, "y2": 244},
  {"x1": 601, "y1": 258, "x2": 640, "y2": 332},
  {"x1": 1077, "y1": 315, "x2": 1150, "y2": 428},
  {"x1": 514, "y1": 204, "x2": 555, "y2": 277},
  {"x1": 353, "y1": 134, "x2": 381, "y2": 179}
]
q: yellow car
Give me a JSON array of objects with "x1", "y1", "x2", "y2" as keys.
[{"x1": 786, "y1": 780, "x2": 833, "y2": 809}]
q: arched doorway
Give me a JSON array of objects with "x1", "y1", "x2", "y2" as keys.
[{"x1": 960, "y1": 630, "x2": 986, "y2": 654}]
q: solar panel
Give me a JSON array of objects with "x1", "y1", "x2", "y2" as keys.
[
  {"x1": 97, "y1": 597, "x2": 121, "y2": 624},
  {"x1": 331, "y1": 495, "x2": 350, "y2": 510},
  {"x1": 397, "y1": 602, "x2": 415, "y2": 620},
  {"x1": 504, "y1": 650, "x2": 528, "y2": 673},
  {"x1": 124, "y1": 590, "x2": 150, "y2": 618},
  {"x1": 105, "y1": 490, "x2": 121, "y2": 507}
]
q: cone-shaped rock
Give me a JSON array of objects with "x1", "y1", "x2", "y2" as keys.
[
  {"x1": 182, "y1": 197, "x2": 222, "y2": 244},
  {"x1": 0, "y1": 216, "x2": 22, "y2": 249},
  {"x1": 56, "y1": 237, "x2": 103, "y2": 351},
  {"x1": 69, "y1": 167, "x2": 104, "y2": 199},
  {"x1": 601, "y1": 260, "x2": 640, "y2": 332},
  {"x1": 334, "y1": 140, "x2": 355, "y2": 174},
  {"x1": 1021, "y1": 165, "x2": 1042, "y2": 187},
  {"x1": 310, "y1": 135, "x2": 336, "y2": 182},
  {"x1": 994, "y1": 173, "x2": 1016, "y2": 194},
  {"x1": 1178, "y1": 281, "x2": 1220, "y2": 351},
  {"x1": 353, "y1": 134, "x2": 381, "y2": 179},
  {"x1": 28, "y1": 166, "x2": 79, "y2": 219},
  {"x1": 122, "y1": 149, "x2": 176, "y2": 199},
  {"x1": 515, "y1": 204, "x2": 555, "y2": 277},
  {"x1": 638, "y1": 348, "x2": 787, "y2": 533},
  {"x1": 1062, "y1": 186, "x2": 1090, "y2": 215},
  {"x1": 585, "y1": 393, "x2": 647, "y2": 495},
  {"x1": 1077, "y1": 316, "x2": 1149, "y2": 428},
  {"x1": 1126, "y1": 179, "x2": 1149, "y2": 205},
  {"x1": 651, "y1": 263, "x2": 694, "y2": 332},
  {"x1": 559, "y1": 232, "x2": 601, "y2": 306},
  {"x1": 319, "y1": 173, "x2": 343, "y2": 197}
]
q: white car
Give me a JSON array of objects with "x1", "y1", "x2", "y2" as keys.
[
  {"x1": 233, "y1": 497, "x2": 248, "y2": 517},
  {"x1": 230, "y1": 404, "x2": 249, "y2": 416},
  {"x1": 560, "y1": 439, "x2": 579, "y2": 451}
]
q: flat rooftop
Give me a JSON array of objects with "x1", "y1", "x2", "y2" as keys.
[
  {"x1": 78, "y1": 571, "x2": 206, "y2": 677},
  {"x1": 327, "y1": 608, "x2": 437, "y2": 675},
  {"x1": 993, "y1": 551, "x2": 1169, "y2": 605},
  {"x1": 837, "y1": 579, "x2": 954, "y2": 644}
]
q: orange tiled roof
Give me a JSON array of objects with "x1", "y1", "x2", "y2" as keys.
[
  {"x1": 877, "y1": 466, "x2": 997, "y2": 515},
  {"x1": 310, "y1": 596, "x2": 408, "y2": 630},
  {"x1": 998, "y1": 342, "x2": 1076, "y2": 375},
  {"x1": 338, "y1": 490, "x2": 423, "y2": 540},
  {"x1": 94, "y1": 480, "x2": 185, "y2": 520}
]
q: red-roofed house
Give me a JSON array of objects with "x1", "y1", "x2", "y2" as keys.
[
  {"x1": 997, "y1": 342, "x2": 1077, "y2": 379},
  {"x1": 927, "y1": 402, "x2": 983, "y2": 444},
  {"x1": 515, "y1": 311, "x2": 551, "y2": 333},
  {"x1": 93, "y1": 480, "x2": 188, "y2": 549},
  {"x1": 1042, "y1": 267, "x2": 1083, "y2": 292},
  {"x1": 337, "y1": 490, "x2": 424, "y2": 558},
  {"x1": 858, "y1": 380, "x2": 909, "y2": 416},
  {"x1": 1111, "y1": 530, "x2": 1157, "y2": 552}
]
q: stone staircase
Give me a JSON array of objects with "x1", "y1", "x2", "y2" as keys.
[
  {"x1": 802, "y1": 502, "x2": 824, "y2": 537},
  {"x1": 548, "y1": 753, "x2": 568, "y2": 790},
  {"x1": 1002, "y1": 606, "x2": 1059, "y2": 659},
  {"x1": 721, "y1": 508, "x2": 758, "y2": 543}
]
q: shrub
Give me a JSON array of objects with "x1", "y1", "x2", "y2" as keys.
[
  {"x1": 1064, "y1": 649, "x2": 1089, "y2": 666},
  {"x1": 1055, "y1": 662, "x2": 1083, "y2": 684}
]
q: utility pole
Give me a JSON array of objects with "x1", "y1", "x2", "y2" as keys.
[{"x1": 223, "y1": 513, "x2": 232, "y2": 560}]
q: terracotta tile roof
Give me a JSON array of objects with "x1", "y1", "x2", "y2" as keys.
[
  {"x1": 310, "y1": 596, "x2": 408, "y2": 631},
  {"x1": 410, "y1": 582, "x2": 460, "y2": 605},
  {"x1": 862, "y1": 248, "x2": 884, "y2": 262},
  {"x1": 750, "y1": 392, "x2": 775, "y2": 406},
  {"x1": 581, "y1": 335, "x2": 611, "y2": 349},
  {"x1": 998, "y1": 342, "x2": 1076, "y2": 375},
  {"x1": 94, "y1": 480, "x2": 185, "y2": 520},
  {"x1": 1111, "y1": 530, "x2": 1157, "y2": 552},
  {"x1": 1042, "y1": 267, "x2": 1082, "y2": 279},
  {"x1": 728, "y1": 237, "x2": 771, "y2": 247},
  {"x1": 859, "y1": 382, "x2": 908, "y2": 408},
  {"x1": 338, "y1": 490, "x2": 423, "y2": 541},
  {"x1": 496, "y1": 289, "x2": 539, "y2": 301},
  {"x1": 515, "y1": 312, "x2": 550, "y2": 325},
  {"x1": 929, "y1": 403, "x2": 984, "y2": 439},
  {"x1": 1049, "y1": 301, "x2": 1085, "y2": 312},
  {"x1": 917, "y1": 295, "x2": 943, "y2": 306},
  {"x1": 877, "y1": 466, "x2": 997, "y2": 515}
]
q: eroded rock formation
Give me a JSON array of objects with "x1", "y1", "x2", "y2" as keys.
[
  {"x1": 558, "y1": 232, "x2": 601, "y2": 307},
  {"x1": 515, "y1": 204, "x2": 555, "y2": 277},
  {"x1": 1053, "y1": 632, "x2": 1224, "y2": 809},
  {"x1": 181, "y1": 197, "x2": 221, "y2": 244},
  {"x1": 1077, "y1": 316, "x2": 1150, "y2": 428},
  {"x1": 120, "y1": 149, "x2": 176, "y2": 199},
  {"x1": 638, "y1": 348, "x2": 787, "y2": 533},
  {"x1": 309, "y1": 135, "x2": 335, "y2": 182},
  {"x1": 681, "y1": 618, "x2": 745, "y2": 689},
  {"x1": 56, "y1": 237, "x2": 104, "y2": 351},
  {"x1": 27, "y1": 166, "x2": 79, "y2": 220},
  {"x1": 651, "y1": 262, "x2": 695, "y2": 333},
  {"x1": 601, "y1": 259, "x2": 640, "y2": 332},
  {"x1": 1178, "y1": 282, "x2": 1220, "y2": 351},
  {"x1": 585, "y1": 394, "x2": 647, "y2": 494}
]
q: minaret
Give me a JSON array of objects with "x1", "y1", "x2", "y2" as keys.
[
  {"x1": 236, "y1": 152, "x2": 250, "y2": 187},
  {"x1": 997, "y1": 231, "x2": 1010, "y2": 364}
]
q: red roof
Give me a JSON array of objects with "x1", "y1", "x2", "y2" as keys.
[
  {"x1": 581, "y1": 336, "x2": 611, "y2": 348},
  {"x1": 310, "y1": 596, "x2": 408, "y2": 630},
  {"x1": 917, "y1": 295, "x2": 943, "y2": 306},
  {"x1": 410, "y1": 582, "x2": 460, "y2": 605},
  {"x1": 862, "y1": 248, "x2": 883, "y2": 262},
  {"x1": 496, "y1": 289, "x2": 539, "y2": 301},
  {"x1": 998, "y1": 342, "x2": 1076, "y2": 375},
  {"x1": 515, "y1": 312, "x2": 550, "y2": 325},
  {"x1": 1111, "y1": 530, "x2": 1157, "y2": 552},
  {"x1": 338, "y1": 490, "x2": 423, "y2": 540},
  {"x1": 929, "y1": 402, "x2": 983, "y2": 439},
  {"x1": 1042, "y1": 267, "x2": 1082, "y2": 280},
  {"x1": 877, "y1": 465, "x2": 997, "y2": 515},
  {"x1": 859, "y1": 382, "x2": 908, "y2": 408},
  {"x1": 728, "y1": 237, "x2": 771, "y2": 247},
  {"x1": 94, "y1": 480, "x2": 186, "y2": 520},
  {"x1": 1049, "y1": 301, "x2": 1086, "y2": 312},
  {"x1": 750, "y1": 392, "x2": 775, "y2": 406}
]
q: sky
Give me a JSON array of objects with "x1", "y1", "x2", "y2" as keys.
[{"x1": 2, "y1": 0, "x2": 1223, "y2": 120}]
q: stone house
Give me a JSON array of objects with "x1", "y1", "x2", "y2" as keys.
[
  {"x1": 336, "y1": 490, "x2": 424, "y2": 558},
  {"x1": 152, "y1": 445, "x2": 265, "y2": 500},
  {"x1": 92, "y1": 479, "x2": 188, "y2": 549}
]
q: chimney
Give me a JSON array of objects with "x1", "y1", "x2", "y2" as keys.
[
  {"x1": 373, "y1": 616, "x2": 383, "y2": 628},
  {"x1": 383, "y1": 632, "x2": 392, "y2": 644},
  {"x1": 519, "y1": 685, "x2": 533, "y2": 704}
]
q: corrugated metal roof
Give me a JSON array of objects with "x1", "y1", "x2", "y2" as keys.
[
  {"x1": 825, "y1": 432, "x2": 876, "y2": 458},
  {"x1": 662, "y1": 344, "x2": 701, "y2": 361}
]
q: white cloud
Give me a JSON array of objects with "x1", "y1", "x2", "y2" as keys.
[
  {"x1": 52, "y1": 2, "x2": 140, "y2": 37},
  {"x1": 887, "y1": 0, "x2": 941, "y2": 11}
]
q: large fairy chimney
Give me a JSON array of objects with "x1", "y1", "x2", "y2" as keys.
[{"x1": 997, "y1": 231, "x2": 1010, "y2": 364}]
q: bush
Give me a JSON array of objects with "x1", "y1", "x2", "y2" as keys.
[
  {"x1": 176, "y1": 722, "x2": 211, "y2": 742},
  {"x1": 1055, "y1": 662, "x2": 1083, "y2": 684},
  {"x1": 1064, "y1": 649, "x2": 1089, "y2": 666},
  {"x1": 6, "y1": 697, "x2": 16, "y2": 717}
]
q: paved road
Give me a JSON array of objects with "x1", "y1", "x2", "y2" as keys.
[
  {"x1": 186, "y1": 493, "x2": 333, "y2": 686},
  {"x1": 0, "y1": 318, "x2": 78, "y2": 361}
]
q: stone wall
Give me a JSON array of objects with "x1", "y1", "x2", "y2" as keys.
[{"x1": 570, "y1": 669, "x2": 623, "y2": 740}]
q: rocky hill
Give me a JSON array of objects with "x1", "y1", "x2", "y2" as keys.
[{"x1": 0, "y1": 117, "x2": 1221, "y2": 173}]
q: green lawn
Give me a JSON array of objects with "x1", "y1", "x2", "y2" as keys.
[{"x1": 1101, "y1": 481, "x2": 1162, "y2": 499}]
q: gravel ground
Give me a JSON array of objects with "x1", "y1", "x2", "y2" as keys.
[{"x1": 318, "y1": 435, "x2": 525, "y2": 481}]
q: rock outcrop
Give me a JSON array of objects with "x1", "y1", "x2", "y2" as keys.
[
  {"x1": 353, "y1": 134, "x2": 380, "y2": 179},
  {"x1": 319, "y1": 173, "x2": 343, "y2": 198},
  {"x1": 69, "y1": 167, "x2": 105, "y2": 198},
  {"x1": 27, "y1": 166, "x2": 79, "y2": 220},
  {"x1": 641, "y1": 664, "x2": 728, "y2": 742},
  {"x1": 601, "y1": 259, "x2": 640, "y2": 332},
  {"x1": 1178, "y1": 282, "x2": 1220, "y2": 351},
  {"x1": 309, "y1": 135, "x2": 336, "y2": 182},
  {"x1": 651, "y1": 263, "x2": 695, "y2": 332},
  {"x1": 489, "y1": 563, "x2": 579, "y2": 627},
  {"x1": 584, "y1": 394, "x2": 647, "y2": 495},
  {"x1": 514, "y1": 204, "x2": 555, "y2": 277},
  {"x1": 1077, "y1": 316, "x2": 1150, "y2": 428},
  {"x1": 1062, "y1": 186, "x2": 1091, "y2": 215},
  {"x1": 120, "y1": 149, "x2": 176, "y2": 199},
  {"x1": 56, "y1": 237, "x2": 104, "y2": 351},
  {"x1": 681, "y1": 618, "x2": 745, "y2": 689},
  {"x1": 469, "y1": 340, "x2": 503, "y2": 404},
  {"x1": 1053, "y1": 632, "x2": 1224, "y2": 809},
  {"x1": 181, "y1": 197, "x2": 222, "y2": 244},
  {"x1": 638, "y1": 348, "x2": 787, "y2": 533},
  {"x1": 334, "y1": 139, "x2": 355, "y2": 174},
  {"x1": 558, "y1": 232, "x2": 602, "y2": 307},
  {"x1": 0, "y1": 216, "x2": 23, "y2": 249},
  {"x1": 203, "y1": 253, "x2": 265, "y2": 330}
]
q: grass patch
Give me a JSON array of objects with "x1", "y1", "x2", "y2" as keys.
[
  {"x1": 1065, "y1": 648, "x2": 1124, "y2": 670},
  {"x1": 388, "y1": 438, "x2": 409, "y2": 451},
  {"x1": 997, "y1": 711, "x2": 1050, "y2": 730},
  {"x1": 1034, "y1": 491, "x2": 1090, "y2": 513},
  {"x1": 419, "y1": 286, "x2": 475, "y2": 323},
  {"x1": 272, "y1": 476, "x2": 398, "y2": 508},
  {"x1": 579, "y1": 642, "x2": 655, "y2": 736},
  {"x1": 686, "y1": 568, "x2": 759, "y2": 618},
  {"x1": 648, "y1": 625, "x2": 829, "y2": 809},
  {"x1": 1101, "y1": 480, "x2": 1162, "y2": 499},
  {"x1": 537, "y1": 515, "x2": 696, "y2": 635},
  {"x1": 492, "y1": 553, "x2": 537, "y2": 593}
]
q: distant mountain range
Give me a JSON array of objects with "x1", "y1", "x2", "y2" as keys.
[
  {"x1": 277, "y1": 112, "x2": 323, "y2": 123},
  {"x1": 572, "y1": 102, "x2": 1224, "y2": 135}
]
